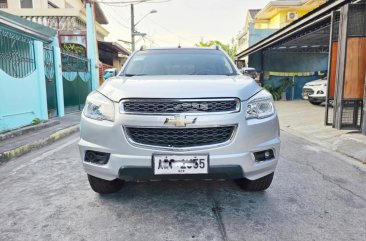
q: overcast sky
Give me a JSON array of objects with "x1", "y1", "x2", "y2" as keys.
[{"x1": 100, "y1": 0, "x2": 269, "y2": 48}]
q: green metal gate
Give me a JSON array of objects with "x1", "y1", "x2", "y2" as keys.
[
  {"x1": 61, "y1": 51, "x2": 92, "y2": 113},
  {"x1": 43, "y1": 45, "x2": 58, "y2": 118}
]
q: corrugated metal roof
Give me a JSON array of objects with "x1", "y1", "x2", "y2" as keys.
[
  {"x1": 236, "y1": 0, "x2": 351, "y2": 59},
  {"x1": 98, "y1": 41, "x2": 130, "y2": 55}
]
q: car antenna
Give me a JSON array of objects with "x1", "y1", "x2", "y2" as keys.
[
  {"x1": 215, "y1": 45, "x2": 220, "y2": 50},
  {"x1": 178, "y1": 43, "x2": 181, "y2": 48},
  {"x1": 140, "y1": 45, "x2": 145, "y2": 51}
]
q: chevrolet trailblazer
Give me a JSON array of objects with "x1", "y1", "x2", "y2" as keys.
[{"x1": 78, "y1": 47, "x2": 280, "y2": 194}]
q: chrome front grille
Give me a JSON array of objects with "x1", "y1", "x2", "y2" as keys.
[
  {"x1": 120, "y1": 98, "x2": 240, "y2": 114},
  {"x1": 125, "y1": 126, "x2": 235, "y2": 148},
  {"x1": 302, "y1": 88, "x2": 314, "y2": 95}
]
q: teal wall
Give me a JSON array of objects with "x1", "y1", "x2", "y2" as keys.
[
  {"x1": 249, "y1": 25, "x2": 278, "y2": 47},
  {"x1": 248, "y1": 51, "x2": 329, "y2": 100},
  {"x1": 0, "y1": 41, "x2": 48, "y2": 132},
  {"x1": 263, "y1": 52, "x2": 328, "y2": 72},
  {"x1": 52, "y1": 36, "x2": 65, "y2": 117},
  {"x1": 0, "y1": 10, "x2": 97, "y2": 132},
  {"x1": 0, "y1": 26, "x2": 65, "y2": 132}
]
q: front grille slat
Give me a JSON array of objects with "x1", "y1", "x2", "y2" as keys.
[
  {"x1": 302, "y1": 88, "x2": 315, "y2": 95},
  {"x1": 122, "y1": 99, "x2": 239, "y2": 114},
  {"x1": 125, "y1": 126, "x2": 235, "y2": 148}
]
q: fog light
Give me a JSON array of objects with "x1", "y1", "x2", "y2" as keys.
[
  {"x1": 253, "y1": 149, "x2": 274, "y2": 162},
  {"x1": 84, "y1": 150, "x2": 110, "y2": 165},
  {"x1": 317, "y1": 90, "x2": 324, "y2": 94}
]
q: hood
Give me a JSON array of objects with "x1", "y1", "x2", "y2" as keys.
[
  {"x1": 98, "y1": 75, "x2": 262, "y2": 102},
  {"x1": 305, "y1": 78, "x2": 327, "y2": 86}
]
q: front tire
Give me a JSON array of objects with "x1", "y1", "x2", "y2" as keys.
[
  {"x1": 87, "y1": 174, "x2": 124, "y2": 194},
  {"x1": 235, "y1": 173, "x2": 274, "y2": 191}
]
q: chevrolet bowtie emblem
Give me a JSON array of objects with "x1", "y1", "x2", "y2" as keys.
[{"x1": 164, "y1": 115, "x2": 197, "y2": 127}]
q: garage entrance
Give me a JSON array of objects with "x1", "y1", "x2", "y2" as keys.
[{"x1": 236, "y1": 0, "x2": 366, "y2": 134}]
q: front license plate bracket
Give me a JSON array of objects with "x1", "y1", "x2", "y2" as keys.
[{"x1": 152, "y1": 154, "x2": 209, "y2": 175}]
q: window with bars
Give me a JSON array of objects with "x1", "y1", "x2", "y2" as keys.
[
  {"x1": 20, "y1": 0, "x2": 33, "y2": 8},
  {"x1": 0, "y1": 0, "x2": 7, "y2": 9},
  {"x1": 48, "y1": 1, "x2": 58, "y2": 8}
]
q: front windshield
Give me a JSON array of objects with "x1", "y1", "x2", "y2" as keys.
[{"x1": 123, "y1": 49, "x2": 237, "y2": 76}]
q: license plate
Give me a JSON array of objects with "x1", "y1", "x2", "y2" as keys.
[{"x1": 153, "y1": 154, "x2": 209, "y2": 175}]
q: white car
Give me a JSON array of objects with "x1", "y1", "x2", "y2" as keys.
[
  {"x1": 241, "y1": 67, "x2": 257, "y2": 79},
  {"x1": 103, "y1": 68, "x2": 118, "y2": 80},
  {"x1": 302, "y1": 77, "x2": 327, "y2": 105},
  {"x1": 78, "y1": 47, "x2": 281, "y2": 194}
]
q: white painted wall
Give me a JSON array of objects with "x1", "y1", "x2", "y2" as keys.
[
  {"x1": 49, "y1": 0, "x2": 66, "y2": 8},
  {"x1": 7, "y1": 0, "x2": 21, "y2": 8}
]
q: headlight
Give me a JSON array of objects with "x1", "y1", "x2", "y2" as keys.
[
  {"x1": 83, "y1": 91, "x2": 115, "y2": 121},
  {"x1": 246, "y1": 90, "x2": 275, "y2": 119}
]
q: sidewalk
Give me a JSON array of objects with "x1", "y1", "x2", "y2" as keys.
[
  {"x1": 0, "y1": 112, "x2": 80, "y2": 163},
  {"x1": 275, "y1": 100, "x2": 366, "y2": 164}
]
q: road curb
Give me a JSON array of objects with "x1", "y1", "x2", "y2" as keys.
[
  {"x1": 281, "y1": 127, "x2": 366, "y2": 165},
  {"x1": 0, "y1": 120, "x2": 61, "y2": 141},
  {"x1": 0, "y1": 124, "x2": 80, "y2": 164}
]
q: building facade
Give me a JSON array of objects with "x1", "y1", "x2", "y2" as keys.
[
  {"x1": 0, "y1": 10, "x2": 61, "y2": 131},
  {"x1": 0, "y1": 0, "x2": 109, "y2": 53},
  {"x1": 236, "y1": 0, "x2": 327, "y2": 67}
]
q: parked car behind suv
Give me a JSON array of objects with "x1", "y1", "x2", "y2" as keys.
[
  {"x1": 79, "y1": 47, "x2": 281, "y2": 194},
  {"x1": 241, "y1": 67, "x2": 257, "y2": 79},
  {"x1": 302, "y1": 77, "x2": 327, "y2": 105},
  {"x1": 103, "y1": 68, "x2": 117, "y2": 80}
]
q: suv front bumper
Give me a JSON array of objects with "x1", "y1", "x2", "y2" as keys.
[{"x1": 78, "y1": 109, "x2": 281, "y2": 181}]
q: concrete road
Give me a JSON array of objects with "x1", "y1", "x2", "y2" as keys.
[{"x1": 0, "y1": 132, "x2": 365, "y2": 241}]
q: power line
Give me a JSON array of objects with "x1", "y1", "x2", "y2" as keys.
[
  {"x1": 147, "y1": 18, "x2": 192, "y2": 43},
  {"x1": 103, "y1": 4, "x2": 130, "y2": 30}
]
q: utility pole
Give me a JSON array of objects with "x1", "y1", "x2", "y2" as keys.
[
  {"x1": 131, "y1": 4, "x2": 135, "y2": 52},
  {"x1": 130, "y1": 5, "x2": 156, "y2": 52}
]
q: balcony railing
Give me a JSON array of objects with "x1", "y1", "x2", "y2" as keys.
[
  {"x1": 0, "y1": 2, "x2": 8, "y2": 8},
  {"x1": 22, "y1": 16, "x2": 86, "y2": 31}
]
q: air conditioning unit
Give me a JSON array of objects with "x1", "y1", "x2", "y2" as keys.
[{"x1": 287, "y1": 12, "x2": 298, "y2": 21}]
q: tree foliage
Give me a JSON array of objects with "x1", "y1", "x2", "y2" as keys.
[
  {"x1": 264, "y1": 78, "x2": 293, "y2": 101},
  {"x1": 61, "y1": 43, "x2": 86, "y2": 56},
  {"x1": 195, "y1": 40, "x2": 237, "y2": 60}
]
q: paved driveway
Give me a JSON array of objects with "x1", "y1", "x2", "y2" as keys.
[{"x1": 0, "y1": 132, "x2": 365, "y2": 241}]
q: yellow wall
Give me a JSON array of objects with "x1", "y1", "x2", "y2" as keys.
[
  {"x1": 253, "y1": 0, "x2": 325, "y2": 30},
  {"x1": 269, "y1": 12, "x2": 282, "y2": 29},
  {"x1": 255, "y1": 22, "x2": 269, "y2": 29}
]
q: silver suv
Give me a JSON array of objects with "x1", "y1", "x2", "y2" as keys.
[{"x1": 78, "y1": 47, "x2": 280, "y2": 194}]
